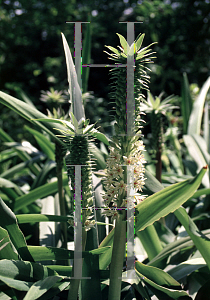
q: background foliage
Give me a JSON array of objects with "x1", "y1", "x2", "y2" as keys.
[{"x1": 0, "y1": 0, "x2": 210, "y2": 138}]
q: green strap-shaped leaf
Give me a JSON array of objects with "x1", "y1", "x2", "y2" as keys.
[
  {"x1": 0, "y1": 227, "x2": 19, "y2": 260},
  {"x1": 14, "y1": 175, "x2": 68, "y2": 211},
  {"x1": 188, "y1": 76, "x2": 210, "y2": 135},
  {"x1": 174, "y1": 207, "x2": 210, "y2": 270},
  {"x1": 183, "y1": 134, "x2": 209, "y2": 187},
  {"x1": 36, "y1": 281, "x2": 70, "y2": 300},
  {"x1": 24, "y1": 126, "x2": 55, "y2": 161},
  {"x1": 99, "y1": 227, "x2": 115, "y2": 270},
  {"x1": 61, "y1": 33, "x2": 85, "y2": 123},
  {"x1": 135, "y1": 33, "x2": 145, "y2": 52},
  {"x1": 0, "y1": 198, "x2": 34, "y2": 261},
  {"x1": 0, "y1": 91, "x2": 65, "y2": 146},
  {"x1": 0, "y1": 275, "x2": 33, "y2": 292},
  {"x1": 136, "y1": 166, "x2": 207, "y2": 232},
  {"x1": 167, "y1": 257, "x2": 206, "y2": 281},
  {"x1": 135, "y1": 261, "x2": 181, "y2": 288},
  {"x1": 0, "y1": 128, "x2": 41, "y2": 176},
  {"x1": 148, "y1": 229, "x2": 210, "y2": 268},
  {"x1": 0, "y1": 259, "x2": 57, "y2": 281},
  {"x1": 116, "y1": 33, "x2": 129, "y2": 53},
  {"x1": 23, "y1": 276, "x2": 63, "y2": 300},
  {"x1": 27, "y1": 245, "x2": 110, "y2": 262},
  {"x1": 135, "y1": 267, "x2": 190, "y2": 299},
  {"x1": 16, "y1": 214, "x2": 70, "y2": 224}
]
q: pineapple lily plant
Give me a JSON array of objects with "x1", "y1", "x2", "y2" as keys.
[{"x1": 0, "y1": 28, "x2": 209, "y2": 300}]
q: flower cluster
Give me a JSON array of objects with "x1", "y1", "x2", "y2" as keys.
[{"x1": 102, "y1": 140, "x2": 146, "y2": 218}]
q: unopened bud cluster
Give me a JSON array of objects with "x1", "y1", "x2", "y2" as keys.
[{"x1": 65, "y1": 135, "x2": 94, "y2": 231}]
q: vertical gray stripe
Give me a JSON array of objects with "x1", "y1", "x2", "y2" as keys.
[
  {"x1": 75, "y1": 23, "x2": 82, "y2": 89},
  {"x1": 74, "y1": 165, "x2": 83, "y2": 279},
  {"x1": 126, "y1": 23, "x2": 137, "y2": 278},
  {"x1": 127, "y1": 23, "x2": 135, "y2": 137},
  {"x1": 126, "y1": 165, "x2": 138, "y2": 279}
]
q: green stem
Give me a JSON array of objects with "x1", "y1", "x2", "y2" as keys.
[
  {"x1": 108, "y1": 213, "x2": 126, "y2": 300},
  {"x1": 0, "y1": 128, "x2": 40, "y2": 176}
]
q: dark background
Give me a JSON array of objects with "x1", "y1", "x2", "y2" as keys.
[{"x1": 0, "y1": 0, "x2": 210, "y2": 139}]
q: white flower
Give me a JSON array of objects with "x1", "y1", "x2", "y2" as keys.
[
  {"x1": 102, "y1": 139, "x2": 147, "y2": 216},
  {"x1": 84, "y1": 219, "x2": 96, "y2": 231}
]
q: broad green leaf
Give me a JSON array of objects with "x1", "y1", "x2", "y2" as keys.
[
  {"x1": 0, "y1": 148, "x2": 17, "y2": 164},
  {"x1": 136, "y1": 166, "x2": 207, "y2": 232},
  {"x1": 14, "y1": 175, "x2": 68, "y2": 211},
  {"x1": 167, "y1": 151, "x2": 183, "y2": 175},
  {"x1": 0, "y1": 275, "x2": 33, "y2": 292},
  {"x1": 37, "y1": 281, "x2": 70, "y2": 300},
  {"x1": 0, "y1": 178, "x2": 23, "y2": 196},
  {"x1": 167, "y1": 258, "x2": 206, "y2": 281},
  {"x1": 191, "y1": 134, "x2": 210, "y2": 164},
  {"x1": 61, "y1": 33, "x2": 85, "y2": 122},
  {"x1": 0, "y1": 128, "x2": 40, "y2": 176},
  {"x1": 0, "y1": 91, "x2": 65, "y2": 146},
  {"x1": 104, "y1": 45, "x2": 120, "y2": 55},
  {"x1": 136, "y1": 225, "x2": 163, "y2": 261},
  {"x1": 135, "y1": 33, "x2": 145, "y2": 52},
  {"x1": 0, "y1": 198, "x2": 34, "y2": 261},
  {"x1": 28, "y1": 246, "x2": 74, "y2": 261},
  {"x1": 0, "y1": 259, "x2": 57, "y2": 282},
  {"x1": 46, "y1": 265, "x2": 72, "y2": 277},
  {"x1": 16, "y1": 214, "x2": 70, "y2": 224},
  {"x1": 31, "y1": 161, "x2": 56, "y2": 189},
  {"x1": 27, "y1": 245, "x2": 110, "y2": 262},
  {"x1": 116, "y1": 33, "x2": 129, "y2": 53},
  {"x1": 135, "y1": 261, "x2": 181, "y2": 288},
  {"x1": 174, "y1": 207, "x2": 210, "y2": 269},
  {"x1": 148, "y1": 229, "x2": 210, "y2": 268},
  {"x1": 24, "y1": 126, "x2": 55, "y2": 161},
  {"x1": 1, "y1": 161, "x2": 32, "y2": 180},
  {"x1": 0, "y1": 227, "x2": 18, "y2": 260},
  {"x1": 33, "y1": 117, "x2": 74, "y2": 130},
  {"x1": 135, "y1": 267, "x2": 190, "y2": 299},
  {"x1": 23, "y1": 276, "x2": 62, "y2": 300},
  {"x1": 90, "y1": 246, "x2": 111, "y2": 255},
  {"x1": 188, "y1": 76, "x2": 210, "y2": 135},
  {"x1": 99, "y1": 228, "x2": 115, "y2": 270},
  {"x1": 183, "y1": 135, "x2": 209, "y2": 187},
  {"x1": 87, "y1": 128, "x2": 110, "y2": 145},
  {"x1": 0, "y1": 292, "x2": 12, "y2": 300},
  {"x1": 144, "y1": 169, "x2": 163, "y2": 194},
  {"x1": 191, "y1": 188, "x2": 210, "y2": 199}
]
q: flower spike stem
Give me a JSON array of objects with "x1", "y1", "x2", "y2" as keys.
[
  {"x1": 104, "y1": 33, "x2": 155, "y2": 300},
  {"x1": 108, "y1": 213, "x2": 126, "y2": 300}
]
